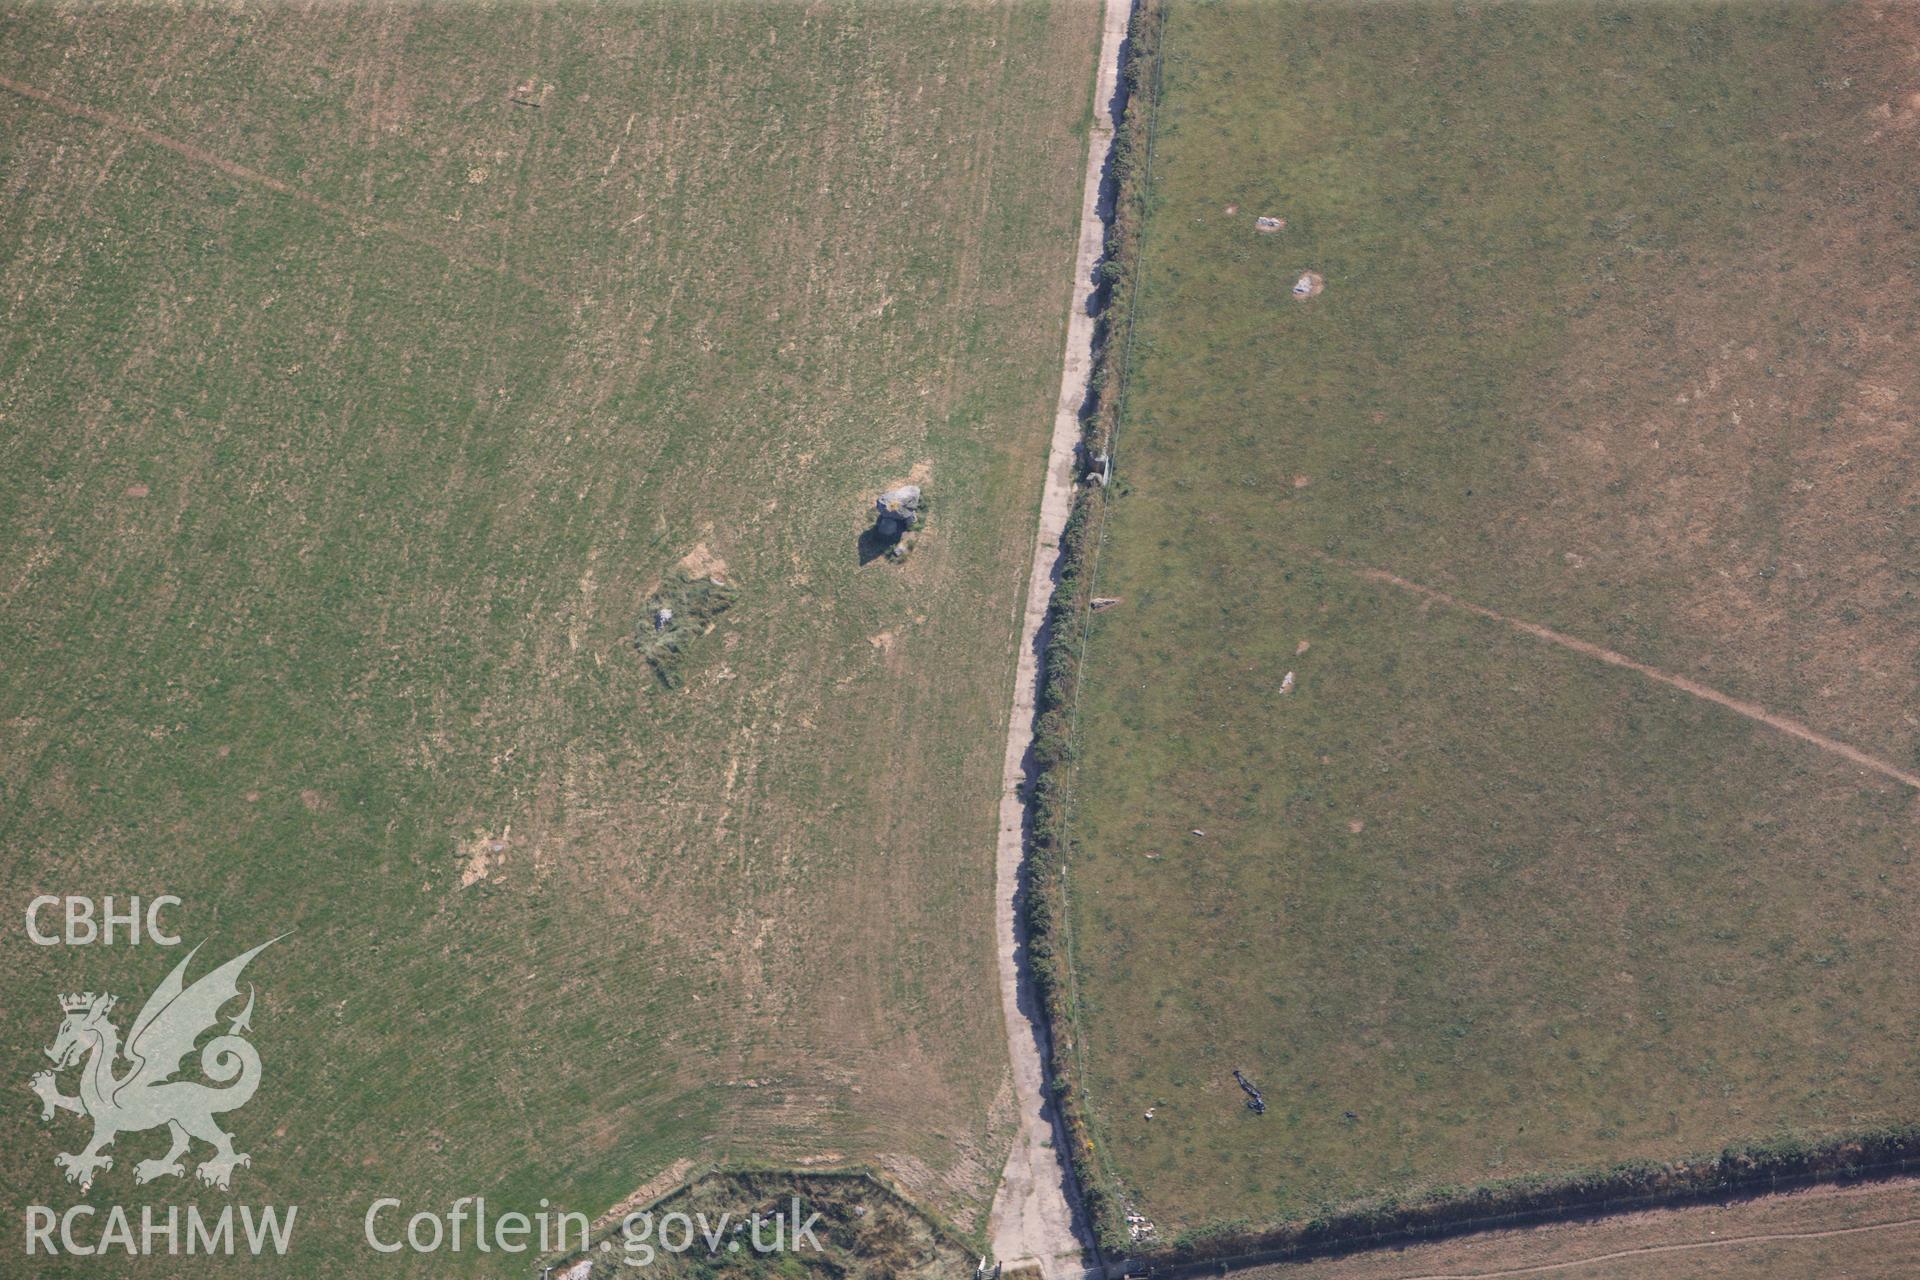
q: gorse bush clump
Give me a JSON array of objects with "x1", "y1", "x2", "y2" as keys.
[{"x1": 636, "y1": 573, "x2": 738, "y2": 689}]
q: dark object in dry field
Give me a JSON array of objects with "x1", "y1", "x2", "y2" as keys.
[
  {"x1": 861, "y1": 485, "x2": 927, "y2": 565},
  {"x1": 874, "y1": 484, "x2": 923, "y2": 539},
  {"x1": 1234, "y1": 1070, "x2": 1266, "y2": 1115}
]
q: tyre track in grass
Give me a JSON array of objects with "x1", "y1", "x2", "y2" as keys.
[{"x1": 1337, "y1": 559, "x2": 1920, "y2": 792}]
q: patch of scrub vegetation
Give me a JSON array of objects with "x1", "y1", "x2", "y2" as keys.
[
  {"x1": 1057, "y1": 0, "x2": 1920, "y2": 1250},
  {"x1": 637, "y1": 573, "x2": 739, "y2": 689},
  {"x1": 552, "y1": 1170, "x2": 975, "y2": 1279}
]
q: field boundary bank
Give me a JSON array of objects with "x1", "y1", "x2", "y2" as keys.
[
  {"x1": 1110, "y1": 1142, "x2": 1920, "y2": 1277},
  {"x1": 988, "y1": 0, "x2": 1137, "y2": 1271},
  {"x1": 1017, "y1": 3, "x2": 1920, "y2": 1276},
  {"x1": 1372, "y1": 1207, "x2": 1920, "y2": 1280},
  {"x1": 1015, "y1": 0, "x2": 1166, "y2": 1262}
]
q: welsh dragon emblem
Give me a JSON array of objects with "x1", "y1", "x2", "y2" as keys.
[{"x1": 30, "y1": 937, "x2": 281, "y2": 1192}]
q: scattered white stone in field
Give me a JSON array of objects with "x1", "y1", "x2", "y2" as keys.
[{"x1": 1280, "y1": 670, "x2": 1296, "y2": 695}]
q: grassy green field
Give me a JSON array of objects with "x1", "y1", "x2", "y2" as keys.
[
  {"x1": 1063, "y1": 0, "x2": 1920, "y2": 1238},
  {"x1": 0, "y1": 1, "x2": 1098, "y2": 1272}
]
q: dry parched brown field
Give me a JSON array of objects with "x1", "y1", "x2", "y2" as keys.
[{"x1": 0, "y1": 2, "x2": 1100, "y2": 1273}]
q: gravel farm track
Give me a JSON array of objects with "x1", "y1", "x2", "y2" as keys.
[{"x1": 986, "y1": 0, "x2": 1134, "y2": 1274}]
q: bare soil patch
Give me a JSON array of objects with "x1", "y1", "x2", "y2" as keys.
[{"x1": 676, "y1": 541, "x2": 729, "y2": 583}]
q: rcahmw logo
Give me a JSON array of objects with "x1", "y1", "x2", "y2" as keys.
[{"x1": 23, "y1": 929, "x2": 298, "y2": 1259}]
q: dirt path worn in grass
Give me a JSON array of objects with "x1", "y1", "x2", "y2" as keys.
[
  {"x1": 1343, "y1": 560, "x2": 1920, "y2": 792},
  {"x1": 0, "y1": 72, "x2": 551, "y2": 295},
  {"x1": 986, "y1": 0, "x2": 1134, "y2": 1275}
]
